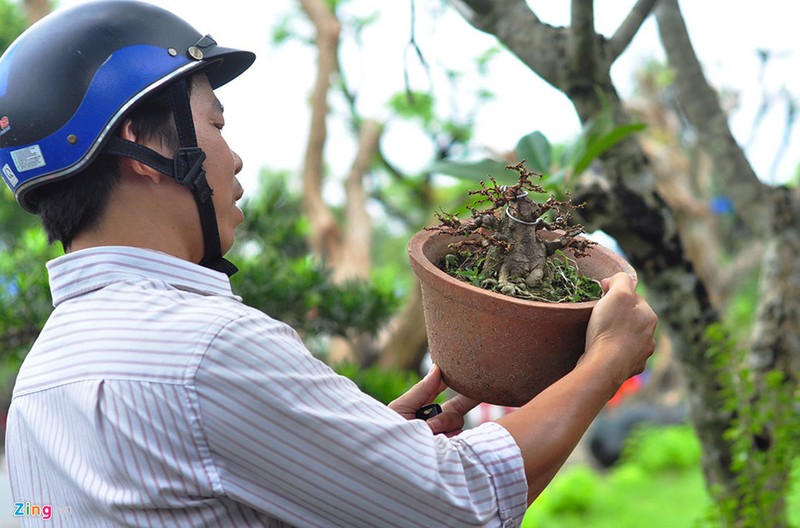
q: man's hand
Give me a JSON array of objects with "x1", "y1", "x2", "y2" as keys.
[
  {"x1": 581, "y1": 272, "x2": 657, "y2": 386},
  {"x1": 389, "y1": 364, "x2": 480, "y2": 436}
]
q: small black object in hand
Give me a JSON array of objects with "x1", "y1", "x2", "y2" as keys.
[{"x1": 415, "y1": 403, "x2": 442, "y2": 420}]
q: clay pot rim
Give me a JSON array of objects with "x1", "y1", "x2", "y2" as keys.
[{"x1": 408, "y1": 228, "x2": 636, "y2": 312}]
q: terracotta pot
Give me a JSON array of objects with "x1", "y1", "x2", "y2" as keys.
[{"x1": 407, "y1": 229, "x2": 636, "y2": 407}]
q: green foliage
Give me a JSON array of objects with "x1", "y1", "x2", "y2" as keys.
[
  {"x1": 724, "y1": 272, "x2": 760, "y2": 341},
  {"x1": 0, "y1": 228, "x2": 62, "y2": 369},
  {"x1": 562, "y1": 115, "x2": 646, "y2": 178},
  {"x1": 429, "y1": 101, "x2": 645, "y2": 197},
  {"x1": 388, "y1": 91, "x2": 435, "y2": 127},
  {"x1": 333, "y1": 363, "x2": 420, "y2": 405},
  {"x1": 515, "y1": 131, "x2": 552, "y2": 175},
  {"x1": 0, "y1": 0, "x2": 27, "y2": 54},
  {"x1": 443, "y1": 251, "x2": 486, "y2": 287},
  {"x1": 230, "y1": 171, "x2": 400, "y2": 341},
  {"x1": 547, "y1": 250, "x2": 603, "y2": 302},
  {"x1": 703, "y1": 322, "x2": 800, "y2": 526},
  {"x1": 427, "y1": 157, "x2": 508, "y2": 183},
  {"x1": 475, "y1": 46, "x2": 501, "y2": 75},
  {"x1": 234, "y1": 254, "x2": 398, "y2": 340},
  {"x1": 0, "y1": 188, "x2": 38, "y2": 252},
  {"x1": 522, "y1": 425, "x2": 711, "y2": 527},
  {"x1": 619, "y1": 424, "x2": 702, "y2": 473},
  {"x1": 538, "y1": 465, "x2": 600, "y2": 514},
  {"x1": 521, "y1": 421, "x2": 800, "y2": 527}
]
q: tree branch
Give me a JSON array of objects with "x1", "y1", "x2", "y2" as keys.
[
  {"x1": 608, "y1": 0, "x2": 658, "y2": 60},
  {"x1": 299, "y1": 0, "x2": 343, "y2": 263},
  {"x1": 334, "y1": 120, "x2": 382, "y2": 283},
  {"x1": 450, "y1": 0, "x2": 565, "y2": 88},
  {"x1": 570, "y1": 0, "x2": 596, "y2": 87},
  {"x1": 655, "y1": 0, "x2": 769, "y2": 235}
]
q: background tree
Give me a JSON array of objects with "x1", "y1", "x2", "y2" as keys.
[
  {"x1": 450, "y1": 0, "x2": 799, "y2": 524},
  {"x1": 281, "y1": 0, "x2": 493, "y2": 368}
]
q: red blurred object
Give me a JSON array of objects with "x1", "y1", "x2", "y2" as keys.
[{"x1": 607, "y1": 375, "x2": 643, "y2": 407}]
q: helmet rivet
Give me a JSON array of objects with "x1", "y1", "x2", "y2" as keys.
[
  {"x1": 168, "y1": 48, "x2": 178, "y2": 57},
  {"x1": 187, "y1": 46, "x2": 203, "y2": 60},
  {"x1": 67, "y1": 134, "x2": 78, "y2": 144}
]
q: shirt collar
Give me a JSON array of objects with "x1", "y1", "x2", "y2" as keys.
[{"x1": 46, "y1": 246, "x2": 240, "y2": 307}]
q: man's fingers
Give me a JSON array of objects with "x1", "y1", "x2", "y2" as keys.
[
  {"x1": 388, "y1": 364, "x2": 444, "y2": 414},
  {"x1": 426, "y1": 394, "x2": 480, "y2": 435},
  {"x1": 601, "y1": 272, "x2": 635, "y2": 295},
  {"x1": 442, "y1": 393, "x2": 480, "y2": 417}
]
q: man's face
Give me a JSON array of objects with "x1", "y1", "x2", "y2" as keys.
[{"x1": 190, "y1": 74, "x2": 244, "y2": 256}]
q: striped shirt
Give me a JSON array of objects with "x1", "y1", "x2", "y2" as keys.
[{"x1": 7, "y1": 247, "x2": 527, "y2": 527}]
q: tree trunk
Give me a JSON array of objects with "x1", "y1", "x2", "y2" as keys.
[
  {"x1": 376, "y1": 284, "x2": 429, "y2": 371},
  {"x1": 300, "y1": 3, "x2": 391, "y2": 365},
  {"x1": 23, "y1": 0, "x2": 50, "y2": 25},
  {"x1": 655, "y1": 2, "x2": 799, "y2": 524},
  {"x1": 451, "y1": 0, "x2": 799, "y2": 523},
  {"x1": 299, "y1": 0, "x2": 343, "y2": 265}
]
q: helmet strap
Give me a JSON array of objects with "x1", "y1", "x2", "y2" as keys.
[
  {"x1": 167, "y1": 78, "x2": 237, "y2": 276},
  {"x1": 104, "y1": 77, "x2": 237, "y2": 277}
]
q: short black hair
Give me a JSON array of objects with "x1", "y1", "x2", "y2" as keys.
[{"x1": 32, "y1": 78, "x2": 192, "y2": 250}]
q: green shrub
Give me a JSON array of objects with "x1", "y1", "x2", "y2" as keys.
[
  {"x1": 522, "y1": 425, "x2": 710, "y2": 527},
  {"x1": 334, "y1": 363, "x2": 420, "y2": 405},
  {"x1": 526, "y1": 465, "x2": 600, "y2": 519},
  {"x1": 619, "y1": 424, "x2": 701, "y2": 473}
]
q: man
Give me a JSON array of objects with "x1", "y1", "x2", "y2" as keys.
[{"x1": 1, "y1": 1, "x2": 657, "y2": 526}]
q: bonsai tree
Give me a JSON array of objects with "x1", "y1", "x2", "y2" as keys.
[{"x1": 429, "y1": 161, "x2": 602, "y2": 303}]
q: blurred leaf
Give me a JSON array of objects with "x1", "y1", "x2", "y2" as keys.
[
  {"x1": 515, "y1": 131, "x2": 552, "y2": 173},
  {"x1": 388, "y1": 91, "x2": 435, "y2": 126},
  {"x1": 230, "y1": 171, "x2": 399, "y2": 341},
  {"x1": 570, "y1": 121, "x2": 646, "y2": 176},
  {"x1": 428, "y1": 158, "x2": 510, "y2": 182}
]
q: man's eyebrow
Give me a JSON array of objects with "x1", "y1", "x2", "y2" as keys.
[{"x1": 214, "y1": 97, "x2": 225, "y2": 114}]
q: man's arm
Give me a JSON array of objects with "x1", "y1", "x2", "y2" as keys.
[{"x1": 496, "y1": 272, "x2": 657, "y2": 503}]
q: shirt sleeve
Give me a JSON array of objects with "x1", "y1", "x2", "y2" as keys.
[{"x1": 191, "y1": 310, "x2": 528, "y2": 528}]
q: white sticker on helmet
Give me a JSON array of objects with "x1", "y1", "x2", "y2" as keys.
[
  {"x1": 10, "y1": 144, "x2": 46, "y2": 172},
  {"x1": 2, "y1": 163, "x2": 18, "y2": 187}
]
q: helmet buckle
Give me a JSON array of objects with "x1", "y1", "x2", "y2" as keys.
[{"x1": 174, "y1": 147, "x2": 212, "y2": 203}]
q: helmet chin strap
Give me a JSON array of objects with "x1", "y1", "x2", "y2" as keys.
[{"x1": 105, "y1": 77, "x2": 238, "y2": 277}]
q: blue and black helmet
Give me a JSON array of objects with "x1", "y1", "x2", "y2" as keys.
[{"x1": 0, "y1": 0, "x2": 255, "y2": 274}]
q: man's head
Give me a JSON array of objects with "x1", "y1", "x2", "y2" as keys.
[
  {"x1": 0, "y1": 1, "x2": 254, "y2": 272},
  {"x1": 32, "y1": 80, "x2": 180, "y2": 250}
]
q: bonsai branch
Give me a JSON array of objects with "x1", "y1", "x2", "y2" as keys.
[{"x1": 428, "y1": 161, "x2": 599, "y2": 302}]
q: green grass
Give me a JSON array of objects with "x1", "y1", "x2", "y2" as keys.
[
  {"x1": 522, "y1": 464, "x2": 710, "y2": 527},
  {"x1": 521, "y1": 425, "x2": 800, "y2": 527}
]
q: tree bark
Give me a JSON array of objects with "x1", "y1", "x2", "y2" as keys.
[
  {"x1": 23, "y1": 0, "x2": 50, "y2": 25},
  {"x1": 329, "y1": 120, "x2": 382, "y2": 365},
  {"x1": 376, "y1": 284, "x2": 429, "y2": 372},
  {"x1": 300, "y1": 0, "x2": 343, "y2": 265},
  {"x1": 300, "y1": 3, "x2": 391, "y2": 365},
  {"x1": 654, "y1": 0, "x2": 768, "y2": 236},
  {"x1": 449, "y1": 0, "x2": 798, "y2": 521},
  {"x1": 655, "y1": 2, "x2": 799, "y2": 523},
  {"x1": 333, "y1": 120, "x2": 381, "y2": 283}
]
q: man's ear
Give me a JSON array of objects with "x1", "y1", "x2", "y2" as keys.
[{"x1": 118, "y1": 119, "x2": 165, "y2": 184}]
